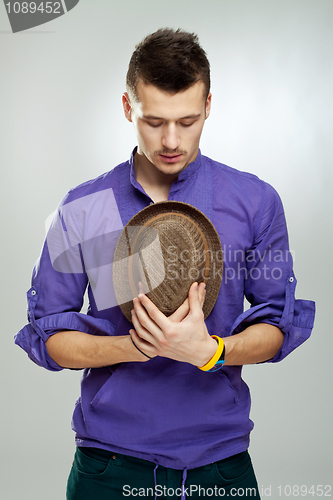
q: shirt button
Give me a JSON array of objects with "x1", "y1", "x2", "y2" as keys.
[
  {"x1": 289, "y1": 277, "x2": 294, "y2": 283},
  {"x1": 31, "y1": 289, "x2": 36, "y2": 296}
]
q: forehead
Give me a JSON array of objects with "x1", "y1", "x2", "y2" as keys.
[{"x1": 133, "y1": 81, "x2": 206, "y2": 119}]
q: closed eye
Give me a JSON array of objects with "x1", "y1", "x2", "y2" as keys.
[
  {"x1": 146, "y1": 121, "x2": 163, "y2": 128},
  {"x1": 180, "y1": 122, "x2": 195, "y2": 127}
]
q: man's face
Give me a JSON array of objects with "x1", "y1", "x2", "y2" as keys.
[{"x1": 123, "y1": 81, "x2": 211, "y2": 177}]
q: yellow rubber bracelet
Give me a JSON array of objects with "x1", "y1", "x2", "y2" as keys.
[{"x1": 198, "y1": 335, "x2": 224, "y2": 371}]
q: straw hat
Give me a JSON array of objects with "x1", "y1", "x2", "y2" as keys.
[{"x1": 112, "y1": 201, "x2": 223, "y2": 322}]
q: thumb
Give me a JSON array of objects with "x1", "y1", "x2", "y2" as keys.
[
  {"x1": 198, "y1": 281, "x2": 206, "y2": 309},
  {"x1": 188, "y1": 281, "x2": 206, "y2": 313},
  {"x1": 169, "y1": 297, "x2": 190, "y2": 322}
]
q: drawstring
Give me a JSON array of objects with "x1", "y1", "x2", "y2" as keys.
[
  {"x1": 154, "y1": 464, "x2": 159, "y2": 500},
  {"x1": 153, "y1": 463, "x2": 187, "y2": 500},
  {"x1": 181, "y1": 468, "x2": 188, "y2": 500}
]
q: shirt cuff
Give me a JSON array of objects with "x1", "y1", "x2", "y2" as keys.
[
  {"x1": 229, "y1": 290, "x2": 315, "y2": 363},
  {"x1": 14, "y1": 312, "x2": 117, "y2": 371}
]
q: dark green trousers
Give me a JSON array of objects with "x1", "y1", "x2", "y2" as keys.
[{"x1": 67, "y1": 447, "x2": 261, "y2": 499}]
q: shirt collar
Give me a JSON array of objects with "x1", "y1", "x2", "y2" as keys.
[
  {"x1": 177, "y1": 148, "x2": 202, "y2": 182},
  {"x1": 129, "y1": 147, "x2": 143, "y2": 193}
]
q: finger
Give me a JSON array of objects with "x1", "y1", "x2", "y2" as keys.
[
  {"x1": 132, "y1": 298, "x2": 166, "y2": 344},
  {"x1": 137, "y1": 293, "x2": 170, "y2": 332},
  {"x1": 169, "y1": 297, "x2": 190, "y2": 322},
  {"x1": 170, "y1": 282, "x2": 205, "y2": 323},
  {"x1": 131, "y1": 307, "x2": 159, "y2": 346},
  {"x1": 130, "y1": 329, "x2": 156, "y2": 358},
  {"x1": 138, "y1": 281, "x2": 145, "y2": 295}
]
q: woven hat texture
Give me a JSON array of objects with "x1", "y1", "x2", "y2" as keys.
[{"x1": 113, "y1": 201, "x2": 223, "y2": 322}]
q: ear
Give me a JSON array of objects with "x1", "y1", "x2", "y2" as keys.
[
  {"x1": 205, "y1": 92, "x2": 212, "y2": 120},
  {"x1": 122, "y1": 92, "x2": 133, "y2": 123}
]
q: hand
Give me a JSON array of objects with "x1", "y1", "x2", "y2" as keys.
[{"x1": 130, "y1": 282, "x2": 218, "y2": 367}]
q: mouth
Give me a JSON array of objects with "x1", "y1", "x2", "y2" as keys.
[{"x1": 159, "y1": 154, "x2": 183, "y2": 164}]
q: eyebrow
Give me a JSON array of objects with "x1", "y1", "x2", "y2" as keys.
[{"x1": 143, "y1": 114, "x2": 201, "y2": 120}]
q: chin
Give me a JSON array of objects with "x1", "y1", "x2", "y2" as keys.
[
  {"x1": 158, "y1": 164, "x2": 187, "y2": 176},
  {"x1": 155, "y1": 158, "x2": 189, "y2": 173}
]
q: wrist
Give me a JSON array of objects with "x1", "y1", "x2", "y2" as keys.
[
  {"x1": 220, "y1": 336, "x2": 234, "y2": 366},
  {"x1": 127, "y1": 333, "x2": 152, "y2": 362},
  {"x1": 198, "y1": 335, "x2": 225, "y2": 372},
  {"x1": 194, "y1": 336, "x2": 219, "y2": 367}
]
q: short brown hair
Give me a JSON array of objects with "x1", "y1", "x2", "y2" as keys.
[{"x1": 126, "y1": 28, "x2": 210, "y2": 101}]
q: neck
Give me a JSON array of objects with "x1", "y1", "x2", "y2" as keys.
[{"x1": 134, "y1": 151, "x2": 178, "y2": 202}]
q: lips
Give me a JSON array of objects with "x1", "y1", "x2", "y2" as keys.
[{"x1": 159, "y1": 154, "x2": 183, "y2": 163}]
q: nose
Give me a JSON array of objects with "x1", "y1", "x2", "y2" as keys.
[{"x1": 162, "y1": 124, "x2": 180, "y2": 150}]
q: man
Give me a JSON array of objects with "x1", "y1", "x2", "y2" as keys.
[{"x1": 15, "y1": 28, "x2": 315, "y2": 499}]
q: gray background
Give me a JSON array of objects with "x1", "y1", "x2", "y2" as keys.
[{"x1": 1, "y1": 0, "x2": 332, "y2": 499}]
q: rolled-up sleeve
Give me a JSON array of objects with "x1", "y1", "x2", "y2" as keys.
[
  {"x1": 229, "y1": 181, "x2": 315, "y2": 362},
  {"x1": 14, "y1": 286, "x2": 117, "y2": 371},
  {"x1": 14, "y1": 200, "x2": 117, "y2": 371}
]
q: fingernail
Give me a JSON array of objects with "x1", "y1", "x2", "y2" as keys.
[
  {"x1": 131, "y1": 309, "x2": 134, "y2": 315},
  {"x1": 138, "y1": 294, "x2": 144, "y2": 301}
]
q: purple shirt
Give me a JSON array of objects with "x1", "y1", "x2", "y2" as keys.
[{"x1": 15, "y1": 148, "x2": 315, "y2": 470}]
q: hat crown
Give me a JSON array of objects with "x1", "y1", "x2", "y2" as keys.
[{"x1": 113, "y1": 201, "x2": 223, "y2": 321}]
